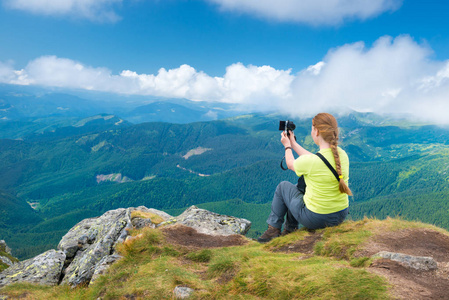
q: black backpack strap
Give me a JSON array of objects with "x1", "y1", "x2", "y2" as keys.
[{"x1": 315, "y1": 152, "x2": 340, "y2": 183}]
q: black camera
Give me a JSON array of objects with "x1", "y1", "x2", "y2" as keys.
[{"x1": 279, "y1": 120, "x2": 296, "y2": 136}]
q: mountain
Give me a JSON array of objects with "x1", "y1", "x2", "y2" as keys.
[
  {"x1": 2, "y1": 111, "x2": 449, "y2": 259},
  {"x1": 0, "y1": 84, "x2": 248, "y2": 140},
  {"x1": 123, "y1": 99, "x2": 245, "y2": 124}
]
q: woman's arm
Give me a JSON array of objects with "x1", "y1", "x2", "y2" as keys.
[
  {"x1": 288, "y1": 131, "x2": 312, "y2": 156},
  {"x1": 281, "y1": 131, "x2": 311, "y2": 171}
]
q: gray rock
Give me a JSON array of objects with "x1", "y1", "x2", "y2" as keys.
[
  {"x1": 373, "y1": 251, "x2": 438, "y2": 271},
  {"x1": 58, "y1": 217, "x2": 100, "y2": 259},
  {"x1": 173, "y1": 286, "x2": 194, "y2": 299},
  {"x1": 129, "y1": 206, "x2": 173, "y2": 229},
  {"x1": 0, "y1": 240, "x2": 18, "y2": 270},
  {"x1": 131, "y1": 217, "x2": 156, "y2": 230},
  {"x1": 161, "y1": 206, "x2": 251, "y2": 236},
  {"x1": 60, "y1": 208, "x2": 131, "y2": 287},
  {"x1": 0, "y1": 250, "x2": 65, "y2": 288},
  {"x1": 55, "y1": 206, "x2": 172, "y2": 287},
  {"x1": 0, "y1": 295, "x2": 9, "y2": 300},
  {"x1": 0, "y1": 241, "x2": 11, "y2": 255},
  {"x1": 90, "y1": 254, "x2": 123, "y2": 284},
  {"x1": 0, "y1": 256, "x2": 13, "y2": 267}
]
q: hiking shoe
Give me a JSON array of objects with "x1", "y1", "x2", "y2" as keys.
[
  {"x1": 257, "y1": 225, "x2": 281, "y2": 243},
  {"x1": 281, "y1": 228, "x2": 296, "y2": 236}
]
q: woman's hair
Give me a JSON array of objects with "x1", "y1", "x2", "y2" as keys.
[{"x1": 312, "y1": 113, "x2": 352, "y2": 196}]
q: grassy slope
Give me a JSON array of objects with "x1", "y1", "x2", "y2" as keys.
[{"x1": 2, "y1": 218, "x2": 445, "y2": 299}]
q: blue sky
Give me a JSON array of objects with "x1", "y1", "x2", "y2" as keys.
[{"x1": 1, "y1": 0, "x2": 449, "y2": 122}]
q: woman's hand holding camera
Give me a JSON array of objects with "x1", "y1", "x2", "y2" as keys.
[{"x1": 281, "y1": 130, "x2": 296, "y2": 148}]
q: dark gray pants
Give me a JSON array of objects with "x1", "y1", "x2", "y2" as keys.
[{"x1": 266, "y1": 181, "x2": 348, "y2": 230}]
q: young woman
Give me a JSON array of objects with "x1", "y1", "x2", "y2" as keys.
[{"x1": 258, "y1": 113, "x2": 352, "y2": 243}]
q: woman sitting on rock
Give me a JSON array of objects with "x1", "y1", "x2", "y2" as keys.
[{"x1": 258, "y1": 113, "x2": 352, "y2": 243}]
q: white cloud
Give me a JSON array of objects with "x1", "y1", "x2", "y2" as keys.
[
  {"x1": 120, "y1": 63, "x2": 294, "y2": 105},
  {"x1": 3, "y1": 35, "x2": 449, "y2": 124},
  {"x1": 3, "y1": 0, "x2": 122, "y2": 22},
  {"x1": 205, "y1": 0, "x2": 402, "y2": 25},
  {"x1": 285, "y1": 35, "x2": 446, "y2": 122}
]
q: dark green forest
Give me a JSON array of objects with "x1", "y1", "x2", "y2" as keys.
[{"x1": 1, "y1": 111, "x2": 449, "y2": 259}]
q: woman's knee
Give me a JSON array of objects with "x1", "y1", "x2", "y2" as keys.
[
  {"x1": 275, "y1": 181, "x2": 290, "y2": 195},
  {"x1": 276, "y1": 181, "x2": 292, "y2": 190}
]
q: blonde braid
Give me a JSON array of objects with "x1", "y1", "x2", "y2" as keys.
[{"x1": 313, "y1": 113, "x2": 352, "y2": 196}]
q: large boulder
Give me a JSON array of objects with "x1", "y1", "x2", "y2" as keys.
[
  {"x1": 160, "y1": 206, "x2": 251, "y2": 236},
  {"x1": 0, "y1": 250, "x2": 65, "y2": 288},
  {"x1": 58, "y1": 207, "x2": 171, "y2": 287},
  {"x1": 59, "y1": 208, "x2": 131, "y2": 287}
]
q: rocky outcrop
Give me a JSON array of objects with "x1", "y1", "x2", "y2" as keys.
[
  {"x1": 90, "y1": 254, "x2": 123, "y2": 284},
  {"x1": 59, "y1": 208, "x2": 132, "y2": 287},
  {"x1": 0, "y1": 206, "x2": 251, "y2": 289},
  {"x1": 0, "y1": 257, "x2": 13, "y2": 269},
  {"x1": 161, "y1": 206, "x2": 251, "y2": 236},
  {"x1": 0, "y1": 242, "x2": 11, "y2": 256},
  {"x1": 0, "y1": 250, "x2": 65, "y2": 288},
  {"x1": 0, "y1": 241, "x2": 17, "y2": 271}
]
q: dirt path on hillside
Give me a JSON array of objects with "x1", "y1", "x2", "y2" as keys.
[{"x1": 161, "y1": 224, "x2": 249, "y2": 249}]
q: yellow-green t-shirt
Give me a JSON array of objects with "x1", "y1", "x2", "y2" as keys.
[{"x1": 293, "y1": 147, "x2": 349, "y2": 214}]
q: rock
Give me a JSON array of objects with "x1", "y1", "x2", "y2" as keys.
[
  {"x1": 0, "y1": 257, "x2": 14, "y2": 268},
  {"x1": 132, "y1": 218, "x2": 156, "y2": 229},
  {"x1": 0, "y1": 241, "x2": 11, "y2": 255},
  {"x1": 373, "y1": 251, "x2": 438, "y2": 271},
  {"x1": 0, "y1": 250, "x2": 65, "y2": 288},
  {"x1": 173, "y1": 286, "x2": 194, "y2": 299},
  {"x1": 1, "y1": 205, "x2": 247, "y2": 290},
  {"x1": 58, "y1": 206, "x2": 172, "y2": 287},
  {"x1": 0, "y1": 241, "x2": 18, "y2": 271},
  {"x1": 59, "y1": 208, "x2": 132, "y2": 287},
  {"x1": 130, "y1": 206, "x2": 172, "y2": 229},
  {"x1": 90, "y1": 254, "x2": 123, "y2": 284},
  {"x1": 161, "y1": 206, "x2": 251, "y2": 236}
]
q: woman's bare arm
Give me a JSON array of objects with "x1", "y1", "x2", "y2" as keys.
[{"x1": 288, "y1": 131, "x2": 312, "y2": 156}]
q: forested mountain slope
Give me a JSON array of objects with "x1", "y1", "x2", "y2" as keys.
[{"x1": 1, "y1": 112, "x2": 449, "y2": 259}]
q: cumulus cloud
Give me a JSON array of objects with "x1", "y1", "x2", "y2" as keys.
[
  {"x1": 0, "y1": 56, "x2": 293, "y2": 107},
  {"x1": 3, "y1": 35, "x2": 449, "y2": 124},
  {"x1": 205, "y1": 0, "x2": 402, "y2": 25},
  {"x1": 120, "y1": 63, "x2": 294, "y2": 106},
  {"x1": 285, "y1": 35, "x2": 446, "y2": 122},
  {"x1": 3, "y1": 0, "x2": 122, "y2": 22}
]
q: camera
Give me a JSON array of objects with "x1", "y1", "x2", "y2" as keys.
[{"x1": 279, "y1": 120, "x2": 296, "y2": 136}]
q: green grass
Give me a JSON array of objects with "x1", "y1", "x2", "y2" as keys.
[{"x1": 185, "y1": 249, "x2": 213, "y2": 263}]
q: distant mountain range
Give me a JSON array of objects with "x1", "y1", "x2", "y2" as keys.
[
  {"x1": 1, "y1": 84, "x2": 449, "y2": 260},
  {"x1": 0, "y1": 84, "x2": 247, "y2": 139}
]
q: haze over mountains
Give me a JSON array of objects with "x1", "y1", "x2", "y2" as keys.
[{"x1": 1, "y1": 85, "x2": 449, "y2": 259}]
